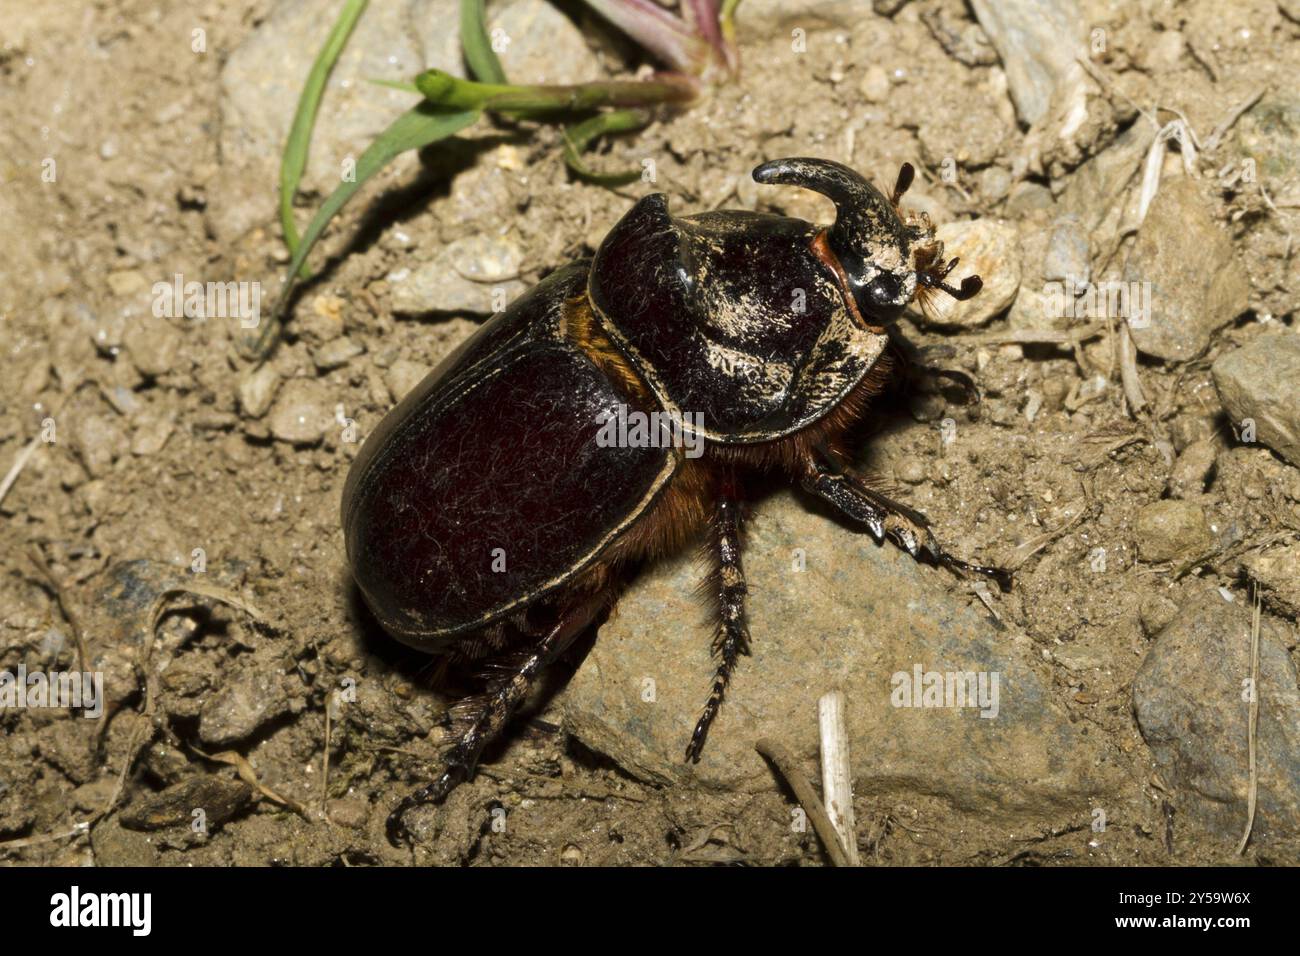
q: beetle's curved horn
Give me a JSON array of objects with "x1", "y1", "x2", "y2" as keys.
[{"x1": 752, "y1": 156, "x2": 904, "y2": 261}]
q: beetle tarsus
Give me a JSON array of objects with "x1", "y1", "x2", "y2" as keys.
[
  {"x1": 385, "y1": 764, "x2": 466, "y2": 846},
  {"x1": 685, "y1": 494, "x2": 751, "y2": 764},
  {"x1": 802, "y1": 451, "x2": 1012, "y2": 592}
]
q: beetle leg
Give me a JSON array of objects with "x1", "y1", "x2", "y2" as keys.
[
  {"x1": 386, "y1": 592, "x2": 607, "y2": 846},
  {"x1": 799, "y1": 456, "x2": 888, "y2": 542},
  {"x1": 685, "y1": 492, "x2": 751, "y2": 764},
  {"x1": 800, "y1": 449, "x2": 1011, "y2": 591}
]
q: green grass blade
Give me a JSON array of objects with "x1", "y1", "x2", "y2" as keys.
[
  {"x1": 460, "y1": 0, "x2": 507, "y2": 83},
  {"x1": 562, "y1": 109, "x2": 650, "y2": 187},
  {"x1": 280, "y1": 0, "x2": 370, "y2": 278},
  {"x1": 254, "y1": 104, "x2": 481, "y2": 357}
]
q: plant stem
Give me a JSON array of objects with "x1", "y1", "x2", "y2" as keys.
[{"x1": 415, "y1": 68, "x2": 698, "y2": 113}]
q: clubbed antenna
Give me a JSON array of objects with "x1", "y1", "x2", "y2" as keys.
[{"x1": 919, "y1": 256, "x2": 982, "y2": 301}]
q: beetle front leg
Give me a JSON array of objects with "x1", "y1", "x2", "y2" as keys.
[
  {"x1": 386, "y1": 591, "x2": 607, "y2": 846},
  {"x1": 685, "y1": 491, "x2": 751, "y2": 763},
  {"x1": 799, "y1": 449, "x2": 1011, "y2": 591}
]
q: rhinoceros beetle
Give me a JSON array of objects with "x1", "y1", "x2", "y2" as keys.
[{"x1": 341, "y1": 157, "x2": 1007, "y2": 843}]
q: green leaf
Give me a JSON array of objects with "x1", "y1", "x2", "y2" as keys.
[
  {"x1": 460, "y1": 0, "x2": 507, "y2": 83},
  {"x1": 562, "y1": 109, "x2": 650, "y2": 187},
  {"x1": 254, "y1": 104, "x2": 480, "y2": 357},
  {"x1": 280, "y1": 0, "x2": 370, "y2": 278}
]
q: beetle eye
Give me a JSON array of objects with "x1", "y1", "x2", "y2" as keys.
[{"x1": 867, "y1": 273, "x2": 903, "y2": 308}]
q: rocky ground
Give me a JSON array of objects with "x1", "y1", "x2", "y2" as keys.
[{"x1": 1, "y1": 0, "x2": 1298, "y2": 866}]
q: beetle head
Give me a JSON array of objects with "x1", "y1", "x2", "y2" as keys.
[{"x1": 752, "y1": 157, "x2": 980, "y2": 325}]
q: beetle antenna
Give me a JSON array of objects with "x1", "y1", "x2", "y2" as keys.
[
  {"x1": 918, "y1": 255, "x2": 982, "y2": 301},
  {"x1": 890, "y1": 163, "x2": 914, "y2": 206}
]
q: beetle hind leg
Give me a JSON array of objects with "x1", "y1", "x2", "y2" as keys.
[
  {"x1": 800, "y1": 447, "x2": 1011, "y2": 591},
  {"x1": 386, "y1": 591, "x2": 608, "y2": 846},
  {"x1": 685, "y1": 492, "x2": 751, "y2": 764}
]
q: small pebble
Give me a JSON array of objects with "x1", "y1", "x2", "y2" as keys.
[
  {"x1": 896, "y1": 459, "x2": 926, "y2": 484},
  {"x1": 124, "y1": 321, "x2": 182, "y2": 378},
  {"x1": 1212, "y1": 332, "x2": 1300, "y2": 467},
  {"x1": 1167, "y1": 439, "x2": 1216, "y2": 499},
  {"x1": 267, "y1": 379, "x2": 335, "y2": 445},
  {"x1": 312, "y1": 336, "x2": 364, "y2": 371},
  {"x1": 239, "y1": 364, "x2": 282, "y2": 419},
  {"x1": 1138, "y1": 593, "x2": 1180, "y2": 637},
  {"x1": 384, "y1": 359, "x2": 432, "y2": 403},
  {"x1": 1135, "y1": 500, "x2": 1213, "y2": 563},
  {"x1": 858, "y1": 65, "x2": 890, "y2": 103},
  {"x1": 106, "y1": 269, "x2": 148, "y2": 299}
]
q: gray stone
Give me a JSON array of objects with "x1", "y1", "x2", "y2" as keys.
[
  {"x1": 1241, "y1": 546, "x2": 1300, "y2": 619},
  {"x1": 1042, "y1": 214, "x2": 1090, "y2": 284},
  {"x1": 1010, "y1": 215, "x2": 1091, "y2": 333},
  {"x1": 1138, "y1": 594, "x2": 1180, "y2": 638},
  {"x1": 1124, "y1": 177, "x2": 1251, "y2": 362},
  {"x1": 384, "y1": 358, "x2": 433, "y2": 402},
  {"x1": 562, "y1": 492, "x2": 1124, "y2": 821},
  {"x1": 267, "y1": 378, "x2": 335, "y2": 445},
  {"x1": 970, "y1": 0, "x2": 1086, "y2": 127},
  {"x1": 1134, "y1": 589, "x2": 1300, "y2": 847},
  {"x1": 312, "y1": 335, "x2": 365, "y2": 371},
  {"x1": 389, "y1": 235, "x2": 525, "y2": 315},
  {"x1": 1004, "y1": 181, "x2": 1054, "y2": 217},
  {"x1": 1212, "y1": 332, "x2": 1300, "y2": 467},
  {"x1": 921, "y1": 6, "x2": 998, "y2": 68},
  {"x1": 123, "y1": 319, "x2": 183, "y2": 378},
  {"x1": 411, "y1": 0, "x2": 597, "y2": 86},
  {"x1": 70, "y1": 411, "x2": 127, "y2": 479},
  {"x1": 1167, "y1": 439, "x2": 1217, "y2": 499},
  {"x1": 130, "y1": 414, "x2": 175, "y2": 457},
  {"x1": 215, "y1": 0, "x2": 426, "y2": 241},
  {"x1": 239, "y1": 363, "x2": 283, "y2": 419},
  {"x1": 1059, "y1": 122, "x2": 1155, "y2": 234},
  {"x1": 199, "y1": 662, "x2": 293, "y2": 747},
  {"x1": 1134, "y1": 500, "x2": 1213, "y2": 563}
]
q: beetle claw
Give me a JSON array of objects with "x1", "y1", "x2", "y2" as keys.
[
  {"x1": 938, "y1": 553, "x2": 1014, "y2": 593},
  {"x1": 385, "y1": 764, "x2": 467, "y2": 847}
]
